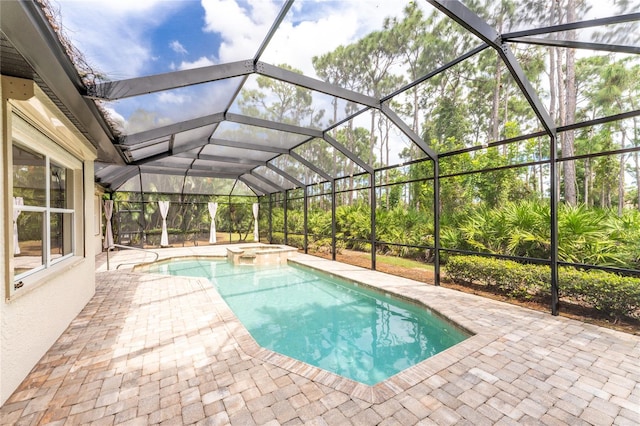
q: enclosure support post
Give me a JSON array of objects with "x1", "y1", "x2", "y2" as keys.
[
  {"x1": 268, "y1": 193, "x2": 273, "y2": 244},
  {"x1": 283, "y1": 190, "x2": 288, "y2": 245},
  {"x1": 331, "y1": 179, "x2": 336, "y2": 261},
  {"x1": 550, "y1": 133, "x2": 560, "y2": 315},
  {"x1": 228, "y1": 195, "x2": 232, "y2": 243},
  {"x1": 303, "y1": 186, "x2": 308, "y2": 254},
  {"x1": 370, "y1": 172, "x2": 376, "y2": 270},
  {"x1": 434, "y1": 159, "x2": 441, "y2": 286}
]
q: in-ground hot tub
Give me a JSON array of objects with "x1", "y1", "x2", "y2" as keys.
[{"x1": 226, "y1": 245, "x2": 298, "y2": 265}]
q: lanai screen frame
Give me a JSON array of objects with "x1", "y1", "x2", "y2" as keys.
[{"x1": 13, "y1": 0, "x2": 637, "y2": 317}]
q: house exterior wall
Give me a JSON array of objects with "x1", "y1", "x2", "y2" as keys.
[{"x1": 0, "y1": 76, "x2": 97, "y2": 405}]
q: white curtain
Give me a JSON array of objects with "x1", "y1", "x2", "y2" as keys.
[
  {"x1": 13, "y1": 197, "x2": 24, "y2": 255},
  {"x1": 252, "y1": 202, "x2": 259, "y2": 242},
  {"x1": 158, "y1": 201, "x2": 170, "y2": 246},
  {"x1": 208, "y1": 202, "x2": 218, "y2": 244},
  {"x1": 103, "y1": 199, "x2": 114, "y2": 250}
]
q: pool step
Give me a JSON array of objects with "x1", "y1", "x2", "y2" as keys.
[{"x1": 238, "y1": 254, "x2": 256, "y2": 265}]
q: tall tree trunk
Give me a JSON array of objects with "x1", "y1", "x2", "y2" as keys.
[
  {"x1": 546, "y1": 1, "x2": 557, "y2": 200},
  {"x1": 556, "y1": 46, "x2": 566, "y2": 186},
  {"x1": 491, "y1": 11, "x2": 504, "y2": 148},
  {"x1": 584, "y1": 158, "x2": 590, "y2": 207},
  {"x1": 562, "y1": 0, "x2": 578, "y2": 205},
  {"x1": 412, "y1": 87, "x2": 419, "y2": 134},
  {"x1": 370, "y1": 111, "x2": 376, "y2": 169},
  {"x1": 491, "y1": 54, "x2": 502, "y2": 142}
]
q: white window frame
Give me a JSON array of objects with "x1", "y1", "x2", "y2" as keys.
[{"x1": 11, "y1": 112, "x2": 80, "y2": 286}]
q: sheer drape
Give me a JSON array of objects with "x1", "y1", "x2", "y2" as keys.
[
  {"x1": 208, "y1": 202, "x2": 218, "y2": 244},
  {"x1": 103, "y1": 199, "x2": 114, "y2": 249},
  {"x1": 13, "y1": 197, "x2": 23, "y2": 255},
  {"x1": 158, "y1": 201, "x2": 170, "y2": 247}
]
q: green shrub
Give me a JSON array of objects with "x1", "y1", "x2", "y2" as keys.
[
  {"x1": 286, "y1": 234, "x2": 305, "y2": 249},
  {"x1": 445, "y1": 255, "x2": 549, "y2": 299},
  {"x1": 561, "y1": 268, "x2": 640, "y2": 321},
  {"x1": 445, "y1": 255, "x2": 640, "y2": 321}
]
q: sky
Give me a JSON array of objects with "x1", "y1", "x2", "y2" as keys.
[
  {"x1": 53, "y1": 0, "x2": 408, "y2": 131},
  {"x1": 54, "y1": 0, "x2": 405, "y2": 79},
  {"x1": 51, "y1": 0, "x2": 636, "y2": 136}
]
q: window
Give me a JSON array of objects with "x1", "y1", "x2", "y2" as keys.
[{"x1": 12, "y1": 133, "x2": 77, "y2": 283}]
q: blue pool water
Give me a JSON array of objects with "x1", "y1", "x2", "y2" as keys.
[{"x1": 147, "y1": 258, "x2": 469, "y2": 385}]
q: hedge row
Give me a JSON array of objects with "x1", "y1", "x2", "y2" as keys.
[{"x1": 445, "y1": 255, "x2": 640, "y2": 321}]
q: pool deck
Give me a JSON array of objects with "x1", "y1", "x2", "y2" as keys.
[{"x1": 1, "y1": 244, "x2": 639, "y2": 425}]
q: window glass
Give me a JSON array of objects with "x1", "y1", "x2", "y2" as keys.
[
  {"x1": 50, "y1": 162, "x2": 68, "y2": 208},
  {"x1": 13, "y1": 211, "x2": 45, "y2": 276},
  {"x1": 50, "y1": 212, "x2": 73, "y2": 261},
  {"x1": 13, "y1": 145, "x2": 46, "y2": 207},
  {"x1": 12, "y1": 143, "x2": 76, "y2": 282}
]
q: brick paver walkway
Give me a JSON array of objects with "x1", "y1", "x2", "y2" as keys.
[{"x1": 1, "y1": 245, "x2": 638, "y2": 425}]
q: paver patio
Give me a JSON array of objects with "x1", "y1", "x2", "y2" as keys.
[{"x1": 1, "y1": 245, "x2": 638, "y2": 425}]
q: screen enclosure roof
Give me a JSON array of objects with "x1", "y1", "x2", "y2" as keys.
[{"x1": 1, "y1": 0, "x2": 639, "y2": 196}]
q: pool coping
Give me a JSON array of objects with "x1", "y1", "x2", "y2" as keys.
[{"x1": 130, "y1": 252, "x2": 499, "y2": 403}]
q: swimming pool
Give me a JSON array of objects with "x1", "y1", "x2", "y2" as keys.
[{"x1": 144, "y1": 257, "x2": 469, "y2": 385}]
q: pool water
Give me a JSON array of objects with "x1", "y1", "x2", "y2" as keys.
[{"x1": 147, "y1": 258, "x2": 469, "y2": 385}]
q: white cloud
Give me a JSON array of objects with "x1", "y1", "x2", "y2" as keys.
[
  {"x1": 170, "y1": 40, "x2": 188, "y2": 55},
  {"x1": 178, "y1": 57, "x2": 217, "y2": 70},
  {"x1": 201, "y1": 0, "x2": 405, "y2": 78},
  {"x1": 259, "y1": 13, "x2": 360, "y2": 77},
  {"x1": 56, "y1": 0, "x2": 182, "y2": 78},
  {"x1": 157, "y1": 92, "x2": 190, "y2": 105},
  {"x1": 201, "y1": 0, "x2": 281, "y2": 62}
]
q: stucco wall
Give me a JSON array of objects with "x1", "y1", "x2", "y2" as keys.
[
  {"x1": 1, "y1": 77, "x2": 97, "y2": 405},
  {"x1": 0, "y1": 73, "x2": 6, "y2": 406},
  {"x1": 0, "y1": 258, "x2": 95, "y2": 404}
]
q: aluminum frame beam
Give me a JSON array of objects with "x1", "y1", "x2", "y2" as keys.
[
  {"x1": 382, "y1": 43, "x2": 489, "y2": 102},
  {"x1": 508, "y1": 37, "x2": 640, "y2": 55},
  {"x1": 98, "y1": 166, "x2": 140, "y2": 189},
  {"x1": 503, "y1": 13, "x2": 640, "y2": 39},
  {"x1": 185, "y1": 170, "x2": 243, "y2": 179},
  {"x1": 266, "y1": 163, "x2": 305, "y2": 188},
  {"x1": 85, "y1": 61, "x2": 253, "y2": 100},
  {"x1": 131, "y1": 151, "x2": 175, "y2": 166},
  {"x1": 124, "y1": 138, "x2": 171, "y2": 154},
  {"x1": 428, "y1": 0, "x2": 556, "y2": 135},
  {"x1": 323, "y1": 134, "x2": 373, "y2": 174},
  {"x1": 122, "y1": 112, "x2": 224, "y2": 146},
  {"x1": 141, "y1": 166, "x2": 237, "y2": 179},
  {"x1": 289, "y1": 151, "x2": 333, "y2": 182},
  {"x1": 239, "y1": 176, "x2": 268, "y2": 196},
  {"x1": 143, "y1": 160, "x2": 252, "y2": 174},
  {"x1": 380, "y1": 104, "x2": 437, "y2": 160},
  {"x1": 225, "y1": 113, "x2": 324, "y2": 138},
  {"x1": 171, "y1": 138, "x2": 211, "y2": 155},
  {"x1": 178, "y1": 153, "x2": 267, "y2": 167},
  {"x1": 253, "y1": 0, "x2": 294, "y2": 63},
  {"x1": 257, "y1": 62, "x2": 379, "y2": 108},
  {"x1": 250, "y1": 170, "x2": 286, "y2": 192},
  {"x1": 208, "y1": 138, "x2": 290, "y2": 154}
]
